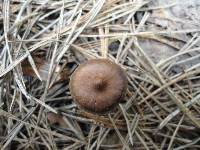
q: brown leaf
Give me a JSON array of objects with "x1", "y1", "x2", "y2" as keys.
[
  {"x1": 47, "y1": 112, "x2": 68, "y2": 128},
  {"x1": 21, "y1": 56, "x2": 69, "y2": 82}
]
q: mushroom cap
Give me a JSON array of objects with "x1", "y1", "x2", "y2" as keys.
[{"x1": 69, "y1": 59, "x2": 128, "y2": 113}]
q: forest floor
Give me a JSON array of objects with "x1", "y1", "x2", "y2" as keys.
[{"x1": 1, "y1": 0, "x2": 200, "y2": 149}]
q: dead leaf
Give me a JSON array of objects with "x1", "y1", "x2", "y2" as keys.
[{"x1": 21, "y1": 56, "x2": 69, "y2": 82}]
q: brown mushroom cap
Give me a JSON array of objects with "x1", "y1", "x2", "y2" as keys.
[{"x1": 69, "y1": 59, "x2": 128, "y2": 113}]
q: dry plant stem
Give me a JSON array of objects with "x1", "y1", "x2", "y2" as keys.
[
  {"x1": 108, "y1": 114, "x2": 131, "y2": 150},
  {"x1": 122, "y1": 114, "x2": 139, "y2": 150},
  {"x1": 167, "y1": 115, "x2": 184, "y2": 150},
  {"x1": 134, "y1": 40, "x2": 200, "y2": 128},
  {"x1": 0, "y1": 109, "x2": 84, "y2": 143},
  {"x1": 30, "y1": 6, "x2": 67, "y2": 142},
  {"x1": 159, "y1": 93, "x2": 200, "y2": 129},
  {"x1": 138, "y1": 69, "x2": 200, "y2": 105},
  {"x1": 1, "y1": 0, "x2": 200, "y2": 149},
  {"x1": 0, "y1": 107, "x2": 36, "y2": 149},
  {"x1": 99, "y1": 25, "x2": 109, "y2": 58},
  {"x1": 119, "y1": 104, "x2": 133, "y2": 145}
]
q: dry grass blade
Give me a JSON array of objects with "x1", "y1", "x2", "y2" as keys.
[
  {"x1": 159, "y1": 93, "x2": 200, "y2": 129},
  {"x1": 108, "y1": 114, "x2": 131, "y2": 150},
  {"x1": 1, "y1": 0, "x2": 200, "y2": 149},
  {"x1": 167, "y1": 115, "x2": 184, "y2": 150},
  {"x1": 119, "y1": 104, "x2": 133, "y2": 145}
]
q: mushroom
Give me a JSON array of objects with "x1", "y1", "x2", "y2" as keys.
[{"x1": 69, "y1": 59, "x2": 128, "y2": 113}]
